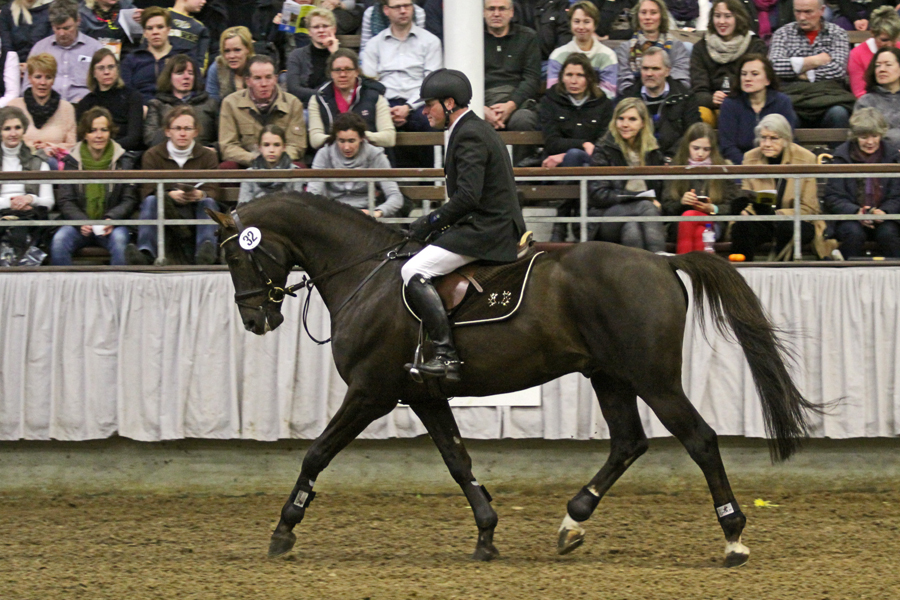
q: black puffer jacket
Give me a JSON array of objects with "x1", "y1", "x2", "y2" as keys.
[
  {"x1": 538, "y1": 86, "x2": 613, "y2": 156},
  {"x1": 621, "y1": 77, "x2": 701, "y2": 158},
  {"x1": 588, "y1": 133, "x2": 666, "y2": 209},
  {"x1": 514, "y1": 0, "x2": 572, "y2": 60},
  {"x1": 690, "y1": 35, "x2": 768, "y2": 110},
  {"x1": 824, "y1": 140, "x2": 900, "y2": 215}
]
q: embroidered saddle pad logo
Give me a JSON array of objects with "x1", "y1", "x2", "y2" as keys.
[{"x1": 403, "y1": 251, "x2": 544, "y2": 326}]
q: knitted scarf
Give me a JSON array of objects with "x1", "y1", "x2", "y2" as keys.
[
  {"x1": 24, "y1": 88, "x2": 61, "y2": 130},
  {"x1": 249, "y1": 151, "x2": 295, "y2": 193},
  {"x1": 80, "y1": 141, "x2": 114, "y2": 220},
  {"x1": 705, "y1": 32, "x2": 753, "y2": 65},
  {"x1": 628, "y1": 33, "x2": 674, "y2": 78},
  {"x1": 850, "y1": 140, "x2": 884, "y2": 208},
  {"x1": 754, "y1": 0, "x2": 780, "y2": 40}
]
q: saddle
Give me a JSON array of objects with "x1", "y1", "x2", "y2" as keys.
[{"x1": 404, "y1": 232, "x2": 544, "y2": 326}]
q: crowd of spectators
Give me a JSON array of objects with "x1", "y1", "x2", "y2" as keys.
[{"x1": 0, "y1": 0, "x2": 899, "y2": 266}]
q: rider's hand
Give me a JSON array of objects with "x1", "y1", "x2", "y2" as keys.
[{"x1": 409, "y1": 214, "x2": 433, "y2": 241}]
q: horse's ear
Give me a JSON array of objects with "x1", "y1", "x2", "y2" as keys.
[{"x1": 206, "y1": 208, "x2": 235, "y2": 229}]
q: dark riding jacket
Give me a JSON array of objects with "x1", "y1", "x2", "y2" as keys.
[{"x1": 424, "y1": 111, "x2": 526, "y2": 263}]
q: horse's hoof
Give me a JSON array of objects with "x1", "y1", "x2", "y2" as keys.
[
  {"x1": 268, "y1": 530, "x2": 297, "y2": 558},
  {"x1": 723, "y1": 540, "x2": 750, "y2": 568},
  {"x1": 471, "y1": 544, "x2": 499, "y2": 561},
  {"x1": 557, "y1": 528, "x2": 585, "y2": 555}
]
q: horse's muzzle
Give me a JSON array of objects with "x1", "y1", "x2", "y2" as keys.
[{"x1": 243, "y1": 307, "x2": 284, "y2": 335}]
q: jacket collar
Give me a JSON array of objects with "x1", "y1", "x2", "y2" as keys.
[
  {"x1": 233, "y1": 87, "x2": 289, "y2": 115},
  {"x1": 68, "y1": 140, "x2": 126, "y2": 169}
]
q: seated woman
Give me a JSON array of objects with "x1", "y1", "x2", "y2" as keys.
[
  {"x1": 307, "y1": 112, "x2": 404, "y2": 219},
  {"x1": 287, "y1": 8, "x2": 341, "y2": 104},
  {"x1": 77, "y1": 49, "x2": 144, "y2": 152},
  {"x1": 856, "y1": 47, "x2": 900, "y2": 146},
  {"x1": 126, "y1": 106, "x2": 221, "y2": 266},
  {"x1": 662, "y1": 122, "x2": 740, "y2": 253},
  {"x1": 830, "y1": 0, "x2": 897, "y2": 32},
  {"x1": 144, "y1": 54, "x2": 218, "y2": 149},
  {"x1": 120, "y1": 7, "x2": 177, "y2": 103},
  {"x1": 0, "y1": 105, "x2": 53, "y2": 256},
  {"x1": 50, "y1": 107, "x2": 136, "y2": 266},
  {"x1": 0, "y1": 0, "x2": 53, "y2": 65},
  {"x1": 205, "y1": 26, "x2": 253, "y2": 104},
  {"x1": 238, "y1": 125, "x2": 305, "y2": 204},
  {"x1": 307, "y1": 48, "x2": 395, "y2": 151},
  {"x1": 546, "y1": 1, "x2": 617, "y2": 99},
  {"x1": 8, "y1": 53, "x2": 76, "y2": 168},
  {"x1": 587, "y1": 97, "x2": 666, "y2": 252},
  {"x1": 691, "y1": 0, "x2": 767, "y2": 125},
  {"x1": 718, "y1": 54, "x2": 798, "y2": 165},
  {"x1": 539, "y1": 53, "x2": 614, "y2": 242},
  {"x1": 848, "y1": 7, "x2": 900, "y2": 98},
  {"x1": 824, "y1": 108, "x2": 900, "y2": 259},
  {"x1": 615, "y1": 0, "x2": 690, "y2": 97},
  {"x1": 732, "y1": 114, "x2": 821, "y2": 261}
]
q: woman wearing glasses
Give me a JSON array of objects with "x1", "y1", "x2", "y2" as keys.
[
  {"x1": 76, "y1": 48, "x2": 144, "y2": 151},
  {"x1": 307, "y1": 47, "x2": 395, "y2": 151},
  {"x1": 286, "y1": 8, "x2": 341, "y2": 104}
]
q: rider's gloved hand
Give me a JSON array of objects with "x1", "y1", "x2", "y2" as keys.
[{"x1": 409, "y1": 214, "x2": 434, "y2": 241}]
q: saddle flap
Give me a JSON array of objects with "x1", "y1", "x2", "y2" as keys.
[{"x1": 434, "y1": 264, "x2": 479, "y2": 311}]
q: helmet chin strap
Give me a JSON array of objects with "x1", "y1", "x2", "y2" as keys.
[{"x1": 439, "y1": 99, "x2": 452, "y2": 131}]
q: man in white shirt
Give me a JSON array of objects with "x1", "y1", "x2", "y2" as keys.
[
  {"x1": 26, "y1": 0, "x2": 103, "y2": 104},
  {"x1": 361, "y1": 0, "x2": 442, "y2": 137}
]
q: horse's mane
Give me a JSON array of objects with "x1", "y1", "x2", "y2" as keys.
[{"x1": 237, "y1": 191, "x2": 406, "y2": 249}]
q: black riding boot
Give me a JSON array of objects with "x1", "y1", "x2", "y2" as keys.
[{"x1": 404, "y1": 274, "x2": 461, "y2": 382}]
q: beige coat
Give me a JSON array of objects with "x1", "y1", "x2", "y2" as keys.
[
  {"x1": 218, "y1": 88, "x2": 307, "y2": 167},
  {"x1": 8, "y1": 97, "x2": 77, "y2": 155},
  {"x1": 741, "y1": 142, "x2": 820, "y2": 215}
]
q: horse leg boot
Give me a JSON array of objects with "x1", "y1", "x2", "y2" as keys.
[
  {"x1": 410, "y1": 401, "x2": 499, "y2": 561},
  {"x1": 269, "y1": 393, "x2": 396, "y2": 558},
  {"x1": 641, "y1": 389, "x2": 749, "y2": 567},
  {"x1": 403, "y1": 274, "x2": 461, "y2": 382},
  {"x1": 559, "y1": 375, "x2": 648, "y2": 555}
]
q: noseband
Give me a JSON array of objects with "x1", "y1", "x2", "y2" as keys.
[{"x1": 221, "y1": 210, "x2": 416, "y2": 343}]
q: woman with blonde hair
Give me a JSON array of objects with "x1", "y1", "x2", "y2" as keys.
[
  {"x1": 205, "y1": 26, "x2": 254, "y2": 103},
  {"x1": 663, "y1": 122, "x2": 741, "y2": 253},
  {"x1": 587, "y1": 97, "x2": 667, "y2": 251},
  {"x1": 8, "y1": 53, "x2": 76, "y2": 167},
  {"x1": 849, "y1": 7, "x2": 900, "y2": 98},
  {"x1": 286, "y1": 8, "x2": 340, "y2": 103},
  {"x1": 615, "y1": 0, "x2": 690, "y2": 96},
  {"x1": 0, "y1": 0, "x2": 53, "y2": 64}
]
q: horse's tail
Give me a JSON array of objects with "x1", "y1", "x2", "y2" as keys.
[{"x1": 668, "y1": 252, "x2": 818, "y2": 463}]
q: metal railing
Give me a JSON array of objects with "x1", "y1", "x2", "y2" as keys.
[{"x1": 3, "y1": 163, "x2": 900, "y2": 262}]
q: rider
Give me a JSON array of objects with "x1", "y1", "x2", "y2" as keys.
[{"x1": 402, "y1": 69, "x2": 526, "y2": 382}]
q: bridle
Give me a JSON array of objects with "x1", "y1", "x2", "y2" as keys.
[{"x1": 220, "y1": 210, "x2": 415, "y2": 344}]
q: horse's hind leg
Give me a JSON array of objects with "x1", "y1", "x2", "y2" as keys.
[
  {"x1": 641, "y1": 389, "x2": 749, "y2": 567},
  {"x1": 269, "y1": 390, "x2": 395, "y2": 558},
  {"x1": 408, "y1": 400, "x2": 499, "y2": 561},
  {"x1": 558, "y1": 373, "x2": 649, "y2": 555}
]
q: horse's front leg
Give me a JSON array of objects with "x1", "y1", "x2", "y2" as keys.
[
  {"x1": 269, "y1": 389, "x2": 395, "y2": 558},
  {"x1": 409, "y1": 400, "x2": 499, "y2": 561}
]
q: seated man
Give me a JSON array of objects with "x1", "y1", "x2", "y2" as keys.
[
  {"x1": 126, "y1": 105, "x2": 221, "y2": 266},
  {"x1": 27, "y1": 0, "x2": 103, "y2": 104},
  {"x1": 483, "y1": 0, "x2": 541, "y2": 165},
  {"x1": 219, "y1": 55, "x2": 307, "y2": 169},
  {"x1": 620, "y1": 47, "x2": 700, "y2": 159},
  {"x1": 361, "y1": 0, "x2": 442, "y2": 166},
  {"x1": 768, "y1": 0, "x2": 854, "y2": 128},
  {"x1": 168, "y1": 0, "x2": 210, "y2": 71}
]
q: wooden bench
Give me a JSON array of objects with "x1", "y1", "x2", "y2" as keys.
[{"x1": 336, "y1": 35, "x2": 361, "y2": 51}]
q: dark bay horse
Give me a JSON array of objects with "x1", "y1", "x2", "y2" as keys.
[{"x1": 208, "y1": 192, "x2": 816, "y2": 567}]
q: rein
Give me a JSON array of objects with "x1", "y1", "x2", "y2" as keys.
[{"x1": 223, "y1": 210, "x2": 416, "y2": 344}]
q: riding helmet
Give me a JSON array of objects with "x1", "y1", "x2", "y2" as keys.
[{"x1": 420, "y1": 69, "x2": 472, "y2": 107}]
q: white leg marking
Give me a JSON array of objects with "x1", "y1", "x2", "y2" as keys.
[
  {"x1": 559, "y1": 513, "x2": 586, "y2": 534},
  {"x1": 724, "y1": 537, "x2": 750, "y2": 558}
]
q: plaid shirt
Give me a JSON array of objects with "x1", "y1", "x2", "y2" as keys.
[{"x1": 769, "y1": 21, "x2": 850, "y2": 82}]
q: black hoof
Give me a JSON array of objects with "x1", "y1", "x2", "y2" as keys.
[
  {"x1": 557, "y1": 529, "x2": 585, "y2": 555},
  {"x1": 268, "y1": 530, "x2": 297, "y2": 558},
  {"x1": 724, "y1": 551, "x2": 750, "y2": 568},
  {"x1": 472, "y1": 544, "x2": 499, "y2": 561}
]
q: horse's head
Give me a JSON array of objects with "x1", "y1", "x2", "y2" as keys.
[{"x1": 207, "y1": 208, "x2": 294, "y2": 335}]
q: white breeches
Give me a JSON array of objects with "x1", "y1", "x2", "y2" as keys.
[{"x1": 400, "y1": 244, "x2": 477, "y2": 285}]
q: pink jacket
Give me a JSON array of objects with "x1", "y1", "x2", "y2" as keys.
[{"x1": 849, "y1": 38, "x2": 900, "y2": 98}]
